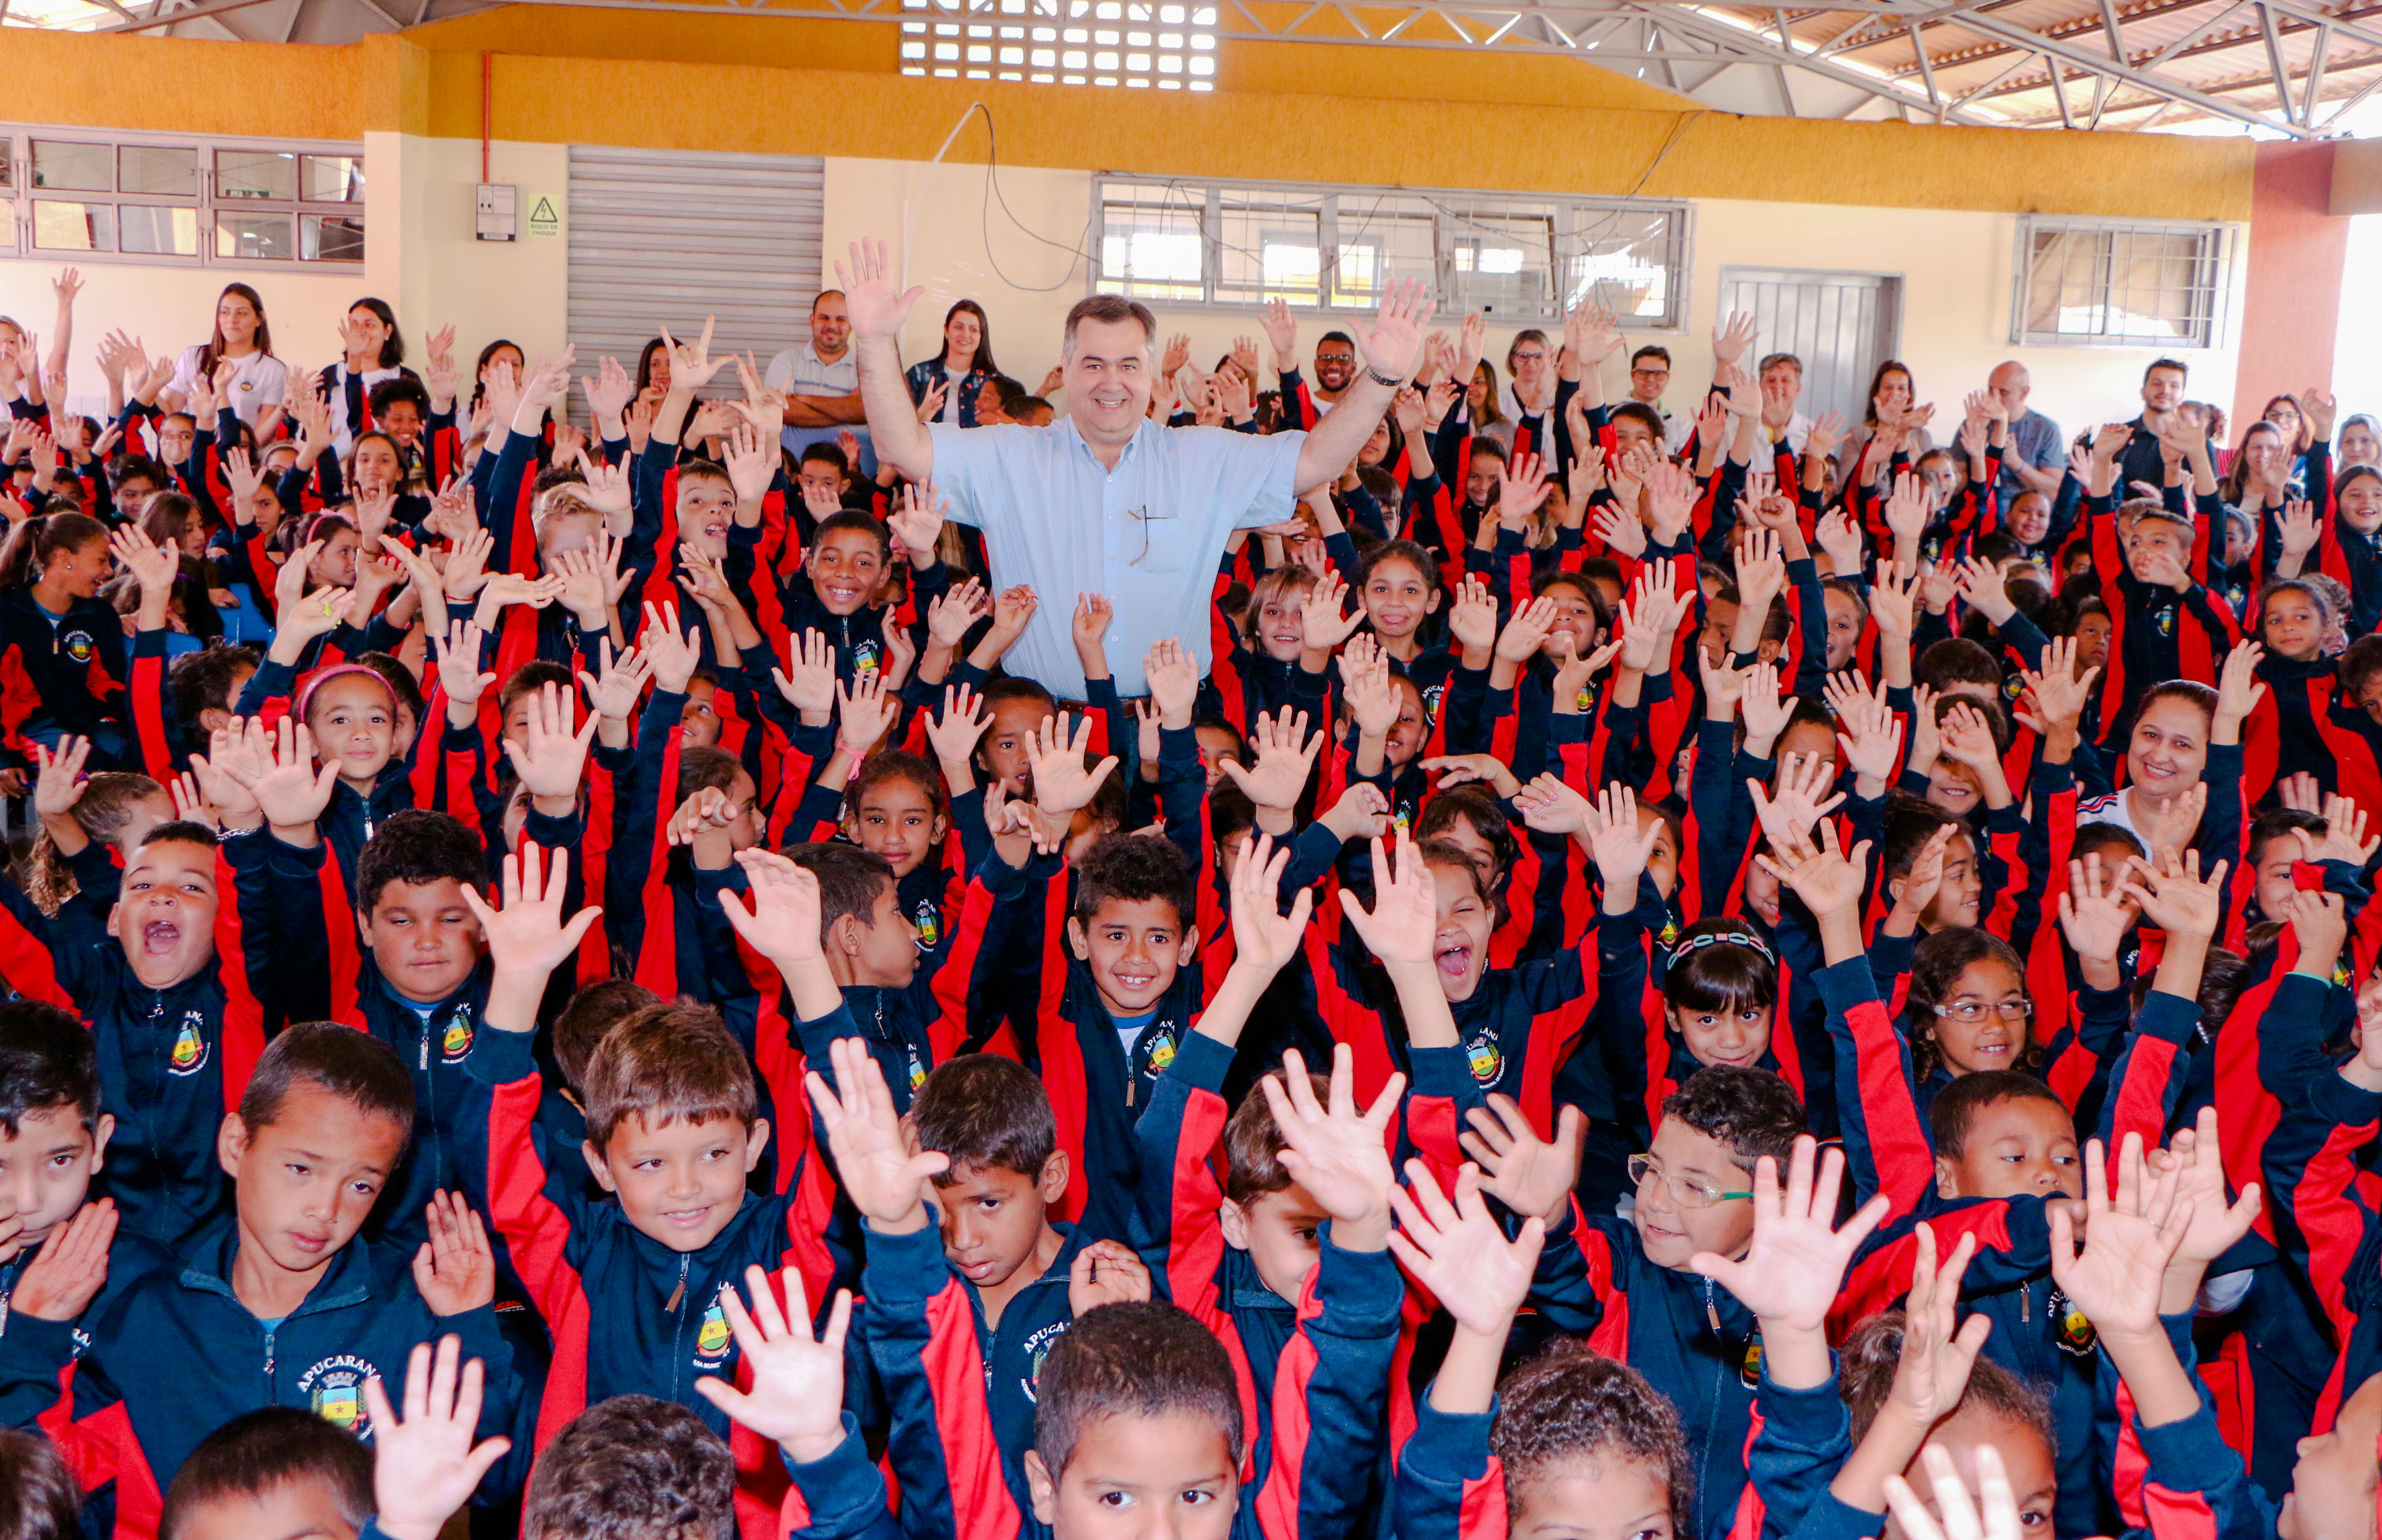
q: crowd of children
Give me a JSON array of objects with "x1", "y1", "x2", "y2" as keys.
[{"x1": 0, "y1": 259, "x2": 2375, "y2": 1540}]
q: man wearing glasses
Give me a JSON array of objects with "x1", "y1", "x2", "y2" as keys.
[
  {"x1": 840, "y1": 236, "x2": 1429, "y2": 699},
  {"x1": 1628, "y1": 343, "x2": 1689, "y2": 452}
]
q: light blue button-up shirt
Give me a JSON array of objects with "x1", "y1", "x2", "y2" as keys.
[{"x1": 929, "y1": 416, "x2": 1307, "y2": 698}]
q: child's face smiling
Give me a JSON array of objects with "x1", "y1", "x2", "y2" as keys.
[
  {"x1": 809, "y1": 528, "x2": 886, "y2": 616},
  {"x1": 1427, "y1": 860, "x2": 1495, "y2": 1003},
  {"x1": 846, "y1": 776, "x2": 945, "y2": 878},
  {"x1": 1067, "y1": 896, "x2": 1194, "y2": 1018},
  {"x1": 1362, "y1": 558, "x2": 1437, "y2": 640},
  {"x1": 585, "y1": 1110, "x2": 769, "y2": 1253},
  {"x1": 676, "y1": 473, "x2": 735, "y2": 561},
  {"x1": 1668, "y1": 998, "x2": 1772, "y2": 1071},
  {"x1": 308, "y1": 673, "x2": 396, "y2": 791},
  {"x1": 1925, "y1": 956, "x2": 2027, "y2": 1074},
  {"x1": 1252, "y1": 584, "x2": 1309, "y2": 662},
  {"x1": 1629, "y1": 1118, "x2": 1756, "y2": 1271},
  {"x1": 109, "y1": 838, "x2": 221, "y2": 990}
]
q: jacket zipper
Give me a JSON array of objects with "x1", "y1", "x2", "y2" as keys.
[
  {"x1": 262, "y1": 1323, "x2": 278, "y2": 1399},
  {"x1": 667, "y1": 1253, "x2": 691, "y2": 1399}
]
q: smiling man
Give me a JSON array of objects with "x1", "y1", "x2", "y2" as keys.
[{"x1": 844, "y1": 236, "x2": 1428, "y2": 698}]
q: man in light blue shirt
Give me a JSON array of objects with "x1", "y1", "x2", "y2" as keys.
[{"x1": 841, "y1": 237, "x2": 1429, "y2": 699}]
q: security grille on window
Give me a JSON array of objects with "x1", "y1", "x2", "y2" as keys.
[
  {"x1": 2009, "y1": 216, "x2": 2231, "y2": 349},
  {"x1": 0, "y1": 125, "x2": 362, "y2": 265},
  {"x1": 900, "y1": 0, "x2": 1215, "y2": 88},
  {"x1": 1092, "y1": 176, "x2": 1689, "y2": 328}
]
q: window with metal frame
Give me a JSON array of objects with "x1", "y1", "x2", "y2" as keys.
[
  {"x1": 900, "y1": 0, "x2": 1216, "y2": 89},
  {"x1": 0, "y1": 124, "x2": 362, "y2": 266},
  {"x1": 1092, "y1": 175, "x2": 1689, "y2": 328},
  {"x1": 2009, "y1": 216, "x2": 2232, "y2": 349}
]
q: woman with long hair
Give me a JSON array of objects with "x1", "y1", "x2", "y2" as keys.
[
  {"x1": 902, "y1": 299, "x2": 997, "y2": 427},
  {"x1": 313, "y1": 296, "x2": 420, "y2": 456},
  {"x1": 165, "y1": 283, "x2": 286, "y2": 430}
]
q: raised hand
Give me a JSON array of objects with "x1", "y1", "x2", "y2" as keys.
[
  {"x1": 718, "y1": 849, "x2": 824, "y2": 969},
  {"x1": 501, "y1": 682, "x2": 597, "y2": 803},
  {"x1": 1493, "y1": 595, "x2": 1561, "y2": 664},
  {"x1": 434, "y1": 619, "x2": 499, "y2": 712},
  {"x1": 1260, "y1": 1045, "x2": 1401, "y2": 1250},
  {"x1": 458, "y1": 840, "x2": 601, "y2": 984},
  {"x1": 1387, "y1": 1160, "x2": 1544, "y2": 1335},
  {"x1": 1512, "y1": 772, "x2": 1593, "y2": 837},
  {"x1": 2117, "y1": 847, "x2": 2226, "y2": 943},
  {"x1": 31, "y1": 736, "x2": 91, "y2": 823},
  {"x1": 806, "y1": 1037, "x2": 948, "y2": 1231},
  {"x1": 1143, "y1": 636, "x2": 1199, "y2": 727},
  {"x1": 693, "y1": 1264, "x2": 855, "y2": 1466},
  {"x1": 1028, "y1": 712, "x2": 1117, "y2": 817},
  {"x1": 1753, "y1": 745, "x2": 1849, "y2": 848},
  {"x1": 1879, "y1": 1221, "x2": 1992, "y2": 1434},
  {"x1": 1690, "y1": 1136, "x2": 1890, "y2": 1334},
  {"x1": 410, "y1": 1189, "x2": 496, "y2": 1317},
  {"x1": 2309, "y1": 793, "x2": 2382, "y2": 866},
  {"x1": 1216, "y1": 709, "x2": 1321, "y2": 811},
  {"x1": 1443, "y1": 574, "x2": 1498, "y2": 657},
  {"x1": 1459, "y1": 1096, "x2": 1583, "y2": 1226},
  {"x1": 1884, "y1": 1439, "x2": 2024, "y2": 1540},
  {"x1": 2049, "y1": 1133, "x2": 2191, "y2": 1342},
  {"x1": 1751, "y1": 818, "x2": 1871, "y2": 922},
  {"x1": 921, "y1": 683, "x2": 991, "y2": 775},
  {"x1": 1068, "y1": 1239, "x2": 1152, "y2": 1316},
  {"x1": 834, "y1": 668, "x2": 898, "y2": 755},
  {"x1": 1350, "y1": 277, "x2": 1431, "y2": 385},
  {"x1": 1337, "y1": 828, "x2": 1440, "y2": 971},
  {"x1": 578, "y1": 639, "x2": 654, "y2": 725},
  {"x1": 2056, "y1": 853, "x2": 2138, "y2": 964},
  {"x1": 231, "y1": 716, "x2": 341, "y2": 829},
  {"x1": 1581, "y1": 781, "x2": 1663, "y2": 896},
  {"x1": 639, "y1": 600, "x2": 705, "y2": 695},
  {"x1": 1226, "y1": 834, "x2": 1315, "y2": 979},
  {"x1": 358, "y1": 1335, "x2": 516, "y2": 1540},
  {"x1": 2153, "y1": 1108, "x2": 2261, "y2": 1280}
]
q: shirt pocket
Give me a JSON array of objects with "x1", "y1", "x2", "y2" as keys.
[{"x1": 1129, "y1": 507, "x2": 1183, "y2": 574}]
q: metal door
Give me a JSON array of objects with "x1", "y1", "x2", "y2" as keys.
[{"x1": 1715, "y1": 267, "x2": 1901, "y2": 430}]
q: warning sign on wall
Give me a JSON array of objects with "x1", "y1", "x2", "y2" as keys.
[{"x1": 527, "y1": 195, "x2": 560, "y2": 238}]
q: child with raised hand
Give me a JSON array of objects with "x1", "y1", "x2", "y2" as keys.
[
  {"x1": 355, "y1": 1334, "x2": 516, "y2": 1540},
  {"x1": 2049, "y1": 1129, "x2": 2277, "y2": 1540},
  {"x1": 456, "y1": 840, "x2": 838, "y2": 1532}
]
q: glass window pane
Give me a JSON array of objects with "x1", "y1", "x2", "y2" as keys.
[
  {"x1": 217, "y1": 211, "x2": 293, "y2": 260},
  {"x1": 31, "y1": 141, "x2": 112, "y2": 193},
  {"x1": 118, "y1": 145, "x2": 196, "y2": 196},
  {"x1": 119, "y1": 206, "x2": 200, "y2": 257},
  {"x1": 33, "y1": 201, "x2": 114, "y2": 253},
  {"x1": 215, "y1": 149, "x2": 296, "y2": 202},
  {"x1": 300, "y1": 213, "x2": 365, "y2": 261},
  {"x1": 300, "y1": 154, "x2": 364, "y2": 203}
]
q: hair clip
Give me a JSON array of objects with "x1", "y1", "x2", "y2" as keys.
[{"x1": 1667, "y1": 928, "x2": 1774, "y2": 967}]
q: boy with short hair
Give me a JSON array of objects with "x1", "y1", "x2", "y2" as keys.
[
  {"x1": 458, "y1": 841, "x2": 841, "y2": 1533},
  {"x1": 155, "y1": 1407, "x2": 373, "y2": 1540},
  {"x1": 0, "y1": 1022, "x2": 511, "y2": 1540},
  {"x1": 0, "y1": 809, "x2": 275, "y2": 1248}
]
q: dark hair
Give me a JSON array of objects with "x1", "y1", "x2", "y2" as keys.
[
  {"x1": 798, "y1": 441, "x2": 850, "y2": 477},
  {"x1": 21, "y1": 770, "x2": 165, "y2": 917},
  {"x1": 1662, "y1": 919, "x2": 1777, "y2": 1018},
  {"x1": 0, "y1": 1427, "x2": 79, "y2": 1540},
  {"x1": 788, "y1": 841, "x2": 899, "y2": 948},
  {"x1": 1009, "y1": 394, "x2": 1052, "y2": 420},
  {"x1": 844, "y1": 748, "x2": 949, "y2": 828},
  {"x1": 239, "y1": 1022, "x2": 415, "y2": 1140},
  {"x1": 1841, "y1": 1311, "x2": 2055, "y2": 1452},
  {"x1": 368, "y1": 375, "x2": 430, "y2": 420},
  {"x1": 1630, "y1": 345, "x2": 1672, "y2": 369},
  {"x1": 1470, "y1": 358, "x2": 1506, "y2": 428},
  {"x1": 2144, "y1": 357, "x2": 2189, "y2": 385},
  {"x1": 0, "y1": 1000, "x2": 98, "y2": 1137},
  {"x1": 355, "y1": 809, "x2": 484, "y2": 917},
  {"x1": 2260, "y1": 576, "x2": 2338, "y2": 638},
  {"x1": 1863, "y1": 359, "x2": 1914, "y2": 427},
  {"x1": 1881, "y1": 792, "x2": 1966, "y2": 884},
  {"x1": 2343, "y1": 634, "x2": 2382, "y2": 702},
  {"x1": 0, "y1": 512, "x2": 106, "y2": 591},
  {"x1": 1611, "y1": 401, "x2": 1668, "y2": 447},
  {"x1": 1222, "y1": 1068, "x2": 1331, "y2": 1206},
  {"x1": 474, "y1": 338, "x2": 528, "y2": 413},
  {"x1": 1914, "y1": 637, "x2": 2003, "y2": 697},
  {"x1": 500, "y1": 659, "x2": 575, "y2": 719},
  {"x1": 911, "y1": 1054, "x2": 1056, "y2": 1182},
  {"x1": 2070, "y1": 822, "x2": 2146, "y2": 868},
  {"x1": 1465, "y1": 433, "x2": 1509, "y2": 469},
  {"x1": 1929, "y1": 1070, "x2": 2068, "y2": 1158},
  {"x1": 355, "y1": 650, "x2": 428, "y2": 738},
  {"x1": 1905, "y1": 928, "x2": 2031, "y2": 1082},
  {"x1": 1361, "y1": 537, "x2": 1442, "y2": 596},
  {"x1": 111, "y1": 454, "x2": 171, "y2": 495},
  {"x1": 814, "y1": 507, "x2": 890, "y2": 561},
  {"x1": 1756, "y1": 352, "x2": 1803, "y2": 380},
  {"x1": 2134, "y1": 678, "x2": 2218, "y2": 733},
  {"x1": 1071, "y1": 833, "x2": 1195, "y2": 933},
  {"x1": 1413, "y1": 834, "x2": 1494, "y2": 914},
  {"x1": 1063, "y1": 294, "x2": 1157, "y2": 357},
  {"x1": 1657, "y1": 1065, "x2": 1803, "y2": 1174},
  {"x1": 345, "y1": 298, "x2": 403, "y2": 368},
  {"x1": 1493, "y1": 1341, "x2": 1692, "y2": 1532},
  {"x1": 582, "y1": 1002, "x2": 756, "y2": 1150},
  {"x1": 159, "y1": 1407, "x2": 373, "y2": 1540},
  {"x1": 197, "y1": 283, "x2": 273, "y2": 379},
  {"x1": 522, "y1": 1394, "x2": 735, "y2": 1540},
  {"x1": 1415, "y1": 787, "x2": 1519, "y2": 892},
  {"x1": 939, "y1": 299, "x2": 996, "y2": 376},
  {"x1": 1034, "y1": 1301, "x2": 1244, "y2": 1480},
  {"x1": 675, "y1": 744, "x2": 746, "y2": 809}
]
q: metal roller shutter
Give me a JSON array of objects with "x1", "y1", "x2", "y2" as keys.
[{"x1": 565, "y1": 144, "x2": 825, "y2": 373}]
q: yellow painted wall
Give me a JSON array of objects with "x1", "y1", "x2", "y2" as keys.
[{"x1": 0, "y1": 13, "x2": 2254, "y2": 221}]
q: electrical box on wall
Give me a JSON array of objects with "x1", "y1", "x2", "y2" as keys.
[{"x1": 475, "y1": 183, "x2": 517, "y2": 243}]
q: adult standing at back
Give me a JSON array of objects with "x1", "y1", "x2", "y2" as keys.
[
  {"x1": 903, "y1": 299, "x2": 997, "y2": 428},
  {"x1": 1988, "y1": 360, "x2": 2064, "y2": 501},
  {"x1": 842, "y1": 237, "x2": 1427, "y2": 698},
  {"x1": 766, "y1": 289, "x2": 872, "y2": 473}
]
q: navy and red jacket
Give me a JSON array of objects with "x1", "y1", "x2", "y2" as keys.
[
  {"x1": 0, "y1": 1218, "x2": 516, "y2": 1540},
  {"x1": 472, "y1": 1020, "x2": 843, "y2": 1540},
  {"x1": 0, "y1": 836, "x2": 274, "y2": 1249},
  {"x1": 0, "y1": 585, "x2": 128, "y2": 761},
  {"x1": 2259, "y1": 1063, "x2": 2382, "y2": 1432}
]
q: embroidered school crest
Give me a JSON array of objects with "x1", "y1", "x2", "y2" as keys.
[
  {"x1": 2052, "y1": 1287, "x2": 2097, "y2": 1355},
  {"x1": 2153, "y1": 608, "x2": 2176, "y2": 638},
  {"x1": 913, "y1": 901, "x2": 940, "y2": 951},
  {"x1": 907, "y1": 1044, "x2": 928, "y2": 1092},
  {"x1": 168, "y1": 1014, "x2": 208, "y2": 1077},
  {"x1": 1740, "y1": 1338, "x2": 1765, "y2": 1389},
  {"x1": 1145, "y1": 1028, "x2": 1177, "y2": 1075},
  {"x1": 61, "y1": 631, "x2": 93, "y2": 665},
  {"x1": 1021, "y1": 1320, "x2": 1070, "y2": 1403},
  {"x1": 297, "y1": 1355, "x2": 380, "y2": 1439},
  {"x1": 851, "y1": 640, "x2": 882, "y2": 675},
  {"x1": 1464, "y1": 1030, "x2": 1502, "y2": 1085},
  {"x1": 695, "y1": 1300, "x2": 732, "y2": 1362},
  {"x1": 441, "y1": 1009, "x2": 474, "y2": 1063}
]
